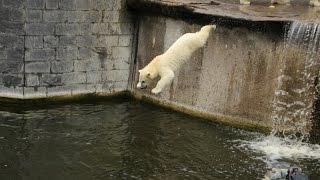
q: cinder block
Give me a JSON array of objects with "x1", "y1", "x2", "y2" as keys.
[
  {"x1": 74, "y1": 59, "x2": 101, "y2": 72},
  {"x1": 45, "y1": 0, "x2": 59, "y2": 9},
  {"x1": 41, "y1": 74, "x2": 62, "y2": 86},
  {"x1": 43, "y1": 10, "x2": 68, "y2": 22},
  {"x1": 56, "y1": 23, "x2": 90, "y2": 35},
  {"x1": 3, "y1": 0, "x2": 25, "y2": 8},
  {"x1": 118, "y1": 35, "x2": 132, "y2": 46},
  {"x1": 25, "y1": 62, "x2": 50, "y2": 73},
  {"x1": 26, "y1": 0, "x2": 45, "y2": 9},
  {"x1": 25, "y1": 23, "x2": 55, "y2": 35},
  {"x1": 25, "y1": 49, "x2": 55, "y2": 61},
  {"x1": 56, "y1": 47, "x2": 78, "y2": 60},
  {"x1": 51, "y1": 60, "x2": 74, "y2": 73},
  {"x1": 106, "y1": 69, "x2": 129, "y2": 81},
  {"x1": 59, "y1": 36, "x2": 77, "y2": 47},
  {"x1": 7, "y1": 48, "x2": 24, "y2": 61},
  {"x1": 44, "y1": 36, "x2": 59, "y2": 48},
  {"x1": 0, "y1": 35, "x2": 24, "y2": 48},
  {"x1": 25, "y1": 36, "x2": 43, "y2": 48},
  {"x1": 95, "y1": 35, "x2": 118, "y2": 47},
  {"x1": 26, "y1": 74, "x2": 40, "y2": 86},
  {"x1": 114, "y1": 58, "x2": 130, "y2": 70},
  {"x1": 86, "y1": 71, "x2": 102, "y2": 83},
  {"x1": 0, "y1": 61, "x2": 23, "y2": 73},
  {"x1": 112, "y1": 47, "x2": 131, "y2": 58},
  {"x1": 26, "y1": 10, "x2": 43, "y2": 22},
  {"x1": 61, "y1": 72, "x2": 86, "y2": 84}
]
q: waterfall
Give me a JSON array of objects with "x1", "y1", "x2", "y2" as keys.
[{"x1": 271, "y1": 22, "x2": 320, "y2": 139}]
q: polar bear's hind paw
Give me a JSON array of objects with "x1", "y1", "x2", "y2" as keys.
[{"x1": 151, "y1": 88, "x2": 162, "y2": 94}]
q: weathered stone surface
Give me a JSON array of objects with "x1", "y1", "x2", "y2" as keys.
[
  {"x1": 1, "y1": 74, "x2": 23, "y2": 88},
  {"x1": 25, "y1": 36, "x2": 43, "y2": 48},
  {"x1": 0, "y1": 61, "x2": 23, "y2": 73},
  {"x1": 61, "y1": 72, "x2": 86, "y2": 84},
  {"x1": 26, "y1": 0, "x2": 45, "y2": 9},
  {"x1": 26, "y1": 10, "x2": 43, "y2": 22},
  {"x1": 25, "y1": 23, "x2": 55, "y2": 35},
  {"x1": 41, "y1": 74, "x2": 62, "y2": 86},
  {"x1": 45, "y1": 0, "x2": 59, "y2": 9},
  {"x1": 25, "y1": 62, "x2": 50, "y2": 73},
  {"x1": 25, "y1": 49, "x2": 55, "y2": 61},
  {"x1": 26, "y1": 74, "x2": 40, "y2": 86},
  {"x1": 44, "y1": 36, "x2": 59, "y2": 48},
  {"x1": 3, "y1": 0, "x2": 25, "y2": 8},
  {"x1": 56, "y1": 47, "x2": 78, "y2": 60},
  {"x1": 51, "y1": 60, "x2": 74, "y2": 73}
]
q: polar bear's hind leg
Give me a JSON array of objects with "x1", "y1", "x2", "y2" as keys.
[{"x1": 151, "y1": 70, "x2": 174, "y2": 94}]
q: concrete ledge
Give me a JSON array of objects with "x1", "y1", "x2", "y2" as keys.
[
  {"x1": 131, "y1": 91, "x2": 271, "y2": 133},
  {"x1": 127, "y1": 0, "x2": 320, "y2": 23}
]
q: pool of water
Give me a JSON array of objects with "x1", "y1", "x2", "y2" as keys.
[{"x1": 0, "y1": 98, "x2": 319, "y2": 180}]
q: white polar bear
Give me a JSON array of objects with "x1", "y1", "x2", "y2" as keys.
[{"x1": 137, "y1": 24, "x2": 216, "y2": 94}]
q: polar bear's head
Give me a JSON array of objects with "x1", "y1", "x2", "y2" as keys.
[{"x1": 136, "y1": 68, "x2": 156, "y2": 89}]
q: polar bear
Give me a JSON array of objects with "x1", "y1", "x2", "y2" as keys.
[{"x1": 137, "y1": 24, "x2": 216, "y2": 94}]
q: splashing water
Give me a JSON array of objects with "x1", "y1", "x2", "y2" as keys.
[{"x1": 236, "y1": 22, "x2": 320, "y2": 171}]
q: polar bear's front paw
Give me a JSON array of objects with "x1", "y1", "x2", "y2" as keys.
[{"x1": 151, "y1": 88, "x2": 162, "y2": 94}]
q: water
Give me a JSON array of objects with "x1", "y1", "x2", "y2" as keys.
[
  {"x1": 0, "y1": 98, "x2": 319, "y2": 180},
  {"x1": 272, "y1": 22, "x2": 320, "y2": 137}
]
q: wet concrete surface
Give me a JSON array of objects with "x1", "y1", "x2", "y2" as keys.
[{"x1": 128, "y1": 0, "x2": 320, "y2": 22}]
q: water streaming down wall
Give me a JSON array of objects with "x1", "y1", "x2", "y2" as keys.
[{"x1": 271, "y1": 22, "x2": 320, "y2": 137}]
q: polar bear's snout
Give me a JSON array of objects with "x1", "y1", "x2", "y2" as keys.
[{"x1": 137, "y1": 81, "x2": 147, "y2": 89}]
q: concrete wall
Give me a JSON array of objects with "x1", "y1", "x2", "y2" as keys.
[
  {"x1": 0, "y1": 0, "x2": 134, "y2": 99},
  {"x1": 130, "y1": 15, "x2": 286, "y2": 130}
]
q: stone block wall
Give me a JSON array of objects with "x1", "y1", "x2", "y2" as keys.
[{"x1": 0, "y1": 0, "x2": 134, "y2": 99}]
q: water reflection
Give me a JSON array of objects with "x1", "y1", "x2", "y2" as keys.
[{"x1": 0, "y1": 99, "x2": 319, "y2": 179}]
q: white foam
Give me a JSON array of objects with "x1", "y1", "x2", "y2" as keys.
[{"x1": 236, "y1": 135, "x2": 320, "y2": 165}]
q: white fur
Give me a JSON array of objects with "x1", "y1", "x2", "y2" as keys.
[{"x1": 137, "y1": 25, "x2": 216, "y2": 94}]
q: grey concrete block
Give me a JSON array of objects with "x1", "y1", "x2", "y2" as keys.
[
  {"x1": 7, "y1": 48, "x2": 24, "y2": 61},
  {"x1": 51, "y1": 60, "x2": 74, "y2": 73},
  {"x1": 0, "y1": 61, "x2": 23, "y2": 73},
  {"x1": 60, "y1": 0, "x2": 94, "y2": 10},
  {"x1": 118, "y1": 23, "x2": 134, "y2": 35},
  {"x1": 26, "y1": 74, "x2": 40, "y2": 86},
  {"x1": 118, "y1": 35, "x2": 132, "y2": 47},
  {"x1": 0, "y1": 21, "x2": 24, "y2": 35},
  {"x1": 96, "y1": 35, "x2": 118, "y2": 47},
  {"x1": 94, "y1": 0, "x2": 115, "y2": 10},
  {"x1": 56, "y1": 47, "x2": 78, "y2": 60},
  {"x1": 86, "y1": 71, "x2": 102, "y2": 83},
  {"x1": 44, "y1": 36, "x2": 59, "y2": 48},
  {"x1": 0, "y1": 6, "x2": 24, "y2": 22},
  {"x1": 45, "y1": 0, "x2": 59, "y2": 9},
  {"x1": 67, "y1": 10, "x2": 101, "y2": 23},
  {"x1": 62, "y1": 72, "x2": 86, "y2": 84},
  {"x1": 92, "y1": 23, "x2": 118, "y2": 35},
  {"x1": 0, "y1": 48, "x2": 6, "y2": 59},
  {"x1": 41, "y1": 74, "x2": 62, "y2": 86},
  {"x1": 26, "y1": 10, "x2": 43, "y2": 22},
  {"x1": 106, "y1": 69, "x2": 129, "y2": 81},
  {"x1": 24, "y1": 87, "x2": 47, "y2": 98},
  {"x1": 74, "y1": 59, "x2": 102, "y2": 72},
  {"x1": 0, "y1": 34, "x2": 24, "y2": 48},
  {"x1": 25, "y1": 36, "x2": 43, "y2": 49},
  {"x1": 1, "y1": 74, "x2": 23, "y2": 87},
  {"x1": 25, "y1": 23, "x2": 55, "y2": 35},
  {"x1": 76, "y1": 35, "x2": 95, "y2": 47},
  {"x1": 60, "y1": 36, "x2": 77, "y2": 47},
  {"x1": 114, "y1": 58, "x2": 130, "y2": 70},
  {"x1": 25, "y1": 49, "x2": 55, "y2": 61},
  {"x1": 26, "y1": 0, "x2": 45, "y2": 9},
  {"x1": 71, "y1": 84, "x2": 96, "y2": 95},
  {"x1": 25, "y1": 62, "x2": 50, "y2": 73},
  {"x1": 78, "y1": 47, "x2": 100, "y2": 60},
  {"x1": 103, "y1": 11, "x2": 120, "y2": 22},
  {"x1": 43, "y1": 10, "x2": 68, "y2": 22},
  {"x1": 112, "y1": 47, "x2": 131, "y2": 58},
  {"x1": 3, "y1": 0, "x2": 25, "y2": 8},
  {"x1": 114, "y1": 81, "x2": 128, "y2": 89},
  {"x1": 56, "y1": 23, "x2": 90, "y2": 36}
]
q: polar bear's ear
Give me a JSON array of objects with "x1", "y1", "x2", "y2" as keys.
[{"x1": 147, "y1": 72, "x2": 151, "y2": 77}]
